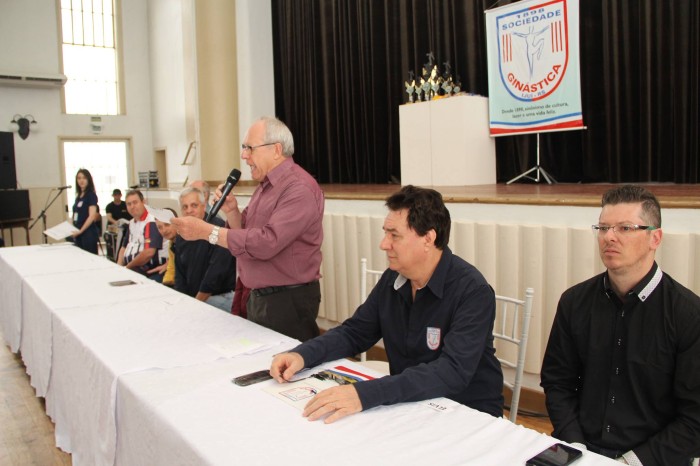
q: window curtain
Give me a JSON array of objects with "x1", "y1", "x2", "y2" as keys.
[{"x1": 271, "y1": 0, "x2": 700, "y2": 184}]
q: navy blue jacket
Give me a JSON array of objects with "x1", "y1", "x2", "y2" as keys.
[{"x1": 294, "y1": 246, "x2": 504, "y2": 417}]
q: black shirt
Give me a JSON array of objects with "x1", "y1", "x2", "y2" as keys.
[
  {"x1": 294, "y1": 246, "x2": 504, "y2": 417},
  {"x1": 173, "y1": 217, "x2": 236, "y2": 298},
  {"x1": 106, "y1": 201, "x2": 132, "y2": 222},
  {"x1": 541, "y1": 262, "x2": 700, "y2": 466}
]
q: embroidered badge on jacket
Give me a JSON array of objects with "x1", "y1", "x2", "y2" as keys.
[{"x1": 426, "y1": 327, "x2": 441, "y2": 350}]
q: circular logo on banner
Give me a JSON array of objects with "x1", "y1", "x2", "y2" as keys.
[{"x1": 497, "y1": 0, "x2": 569, "y2": 101}]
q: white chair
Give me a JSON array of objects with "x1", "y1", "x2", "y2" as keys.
[
  {"x1": 357, "y1": 258, "x2": 390, "y2": 375},
  {"x1": 493, "y1": 287, "x2": 534, "y2": 423}
]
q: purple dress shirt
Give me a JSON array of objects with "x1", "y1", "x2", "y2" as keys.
[{"x1": 225, "y1": 157, "x2": 324, "y2": 289}]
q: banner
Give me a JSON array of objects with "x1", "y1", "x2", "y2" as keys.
[{"x1": 485, "y1": 0, "x2": 583, "y2": 136}]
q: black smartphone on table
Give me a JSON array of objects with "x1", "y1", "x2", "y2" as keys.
[
  {"x1": 232, "y1": 369, "x2": 273, "y2": 387},
  {"x1": 526, "y1": 443, "x2": 582, "y2": 466},
  {"x1": 109, "y1": 279, "x2": 137, "y2": 286}
]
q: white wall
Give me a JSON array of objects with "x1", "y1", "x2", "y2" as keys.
[
  {"x1": 235, "y1": 0, "x2": 276, "y2": 183},
  {"x1": 147, "y1": 0, "x2": 194, "y2": 186},
  {"x1": 0, "y1": 0, "x2": 156, "y2": 244},
  {"x1": 0, "y1": 0, "x2": 154, "y2": 190}
]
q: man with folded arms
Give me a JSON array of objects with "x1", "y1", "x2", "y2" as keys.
[
  {"x1": 270, "y1": 186, "x2": 503, "y2": 424},
  {"x1": 173, "y1": 187, "x2": 236, "y2": 312},
  {"x1": 541, "y1": 185, "x2": 700, "y2": 466}
]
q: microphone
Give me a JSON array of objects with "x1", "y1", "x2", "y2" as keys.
[
  {"x1": 57, "y1": 185, "x2": 72, "y2": 190},
  {"x1": 129, "y1": 184, "x2": 139, "y2": 189},
  {"x1": 206, "y1": 168, "x2": 241, "y2": 222}
]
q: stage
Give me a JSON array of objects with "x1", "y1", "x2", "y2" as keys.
[{"x1": 232, "y1": 182, "x2": 700, "y2": 208}]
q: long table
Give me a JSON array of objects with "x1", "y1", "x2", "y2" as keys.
[{"x1": 0, "y1": 245, "x2": 618, "y2": 466}]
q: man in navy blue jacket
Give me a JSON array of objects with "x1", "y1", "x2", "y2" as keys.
[{"x1": 270, "y1": 185, "x2": 503, "y2": 423}]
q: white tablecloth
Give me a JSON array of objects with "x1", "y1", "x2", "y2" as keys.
[
  {"x1": 115, "y1": 355, "x2": 619, "y2": 466},
  {"x1": 44, "y1": 294, "x2": 293, "y2": 466},
  {"x1": 20, "y1": 266, "x2": 173, "y2": 396},
  {"x1": 0, "y1": 245, "x2": 619, "y2": 466},
  {"x1": 0, "y1": 244, "x2": 113, "y2": 352}
]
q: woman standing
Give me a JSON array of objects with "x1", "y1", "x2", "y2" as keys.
[{"x1": 71, "y1": 168, "x2": 99, "y2": 254}]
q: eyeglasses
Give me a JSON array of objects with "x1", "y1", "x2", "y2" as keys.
[
  {"x1": 591, "y1": 224, "x2": 659, "y2": 235},
  {"x1": 240, "y1": 142, "x2": 277, "y2": 154}
]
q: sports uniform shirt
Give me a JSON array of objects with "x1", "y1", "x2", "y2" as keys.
[
  {"x1": 123, "y1": 208, "x2": 164, "y2": 274},
  {"x1": 224, "y1": 157, "x2": 324, "y2": 289},
  {"x1": 293, "y1": 246, "x2": 504, "y2": 417},
  {"x1": 541, "y1": 263, "x2": 700, "y2": 466}
]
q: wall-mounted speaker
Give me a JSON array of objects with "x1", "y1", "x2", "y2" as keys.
[{"x1": 0, "y1": 132, "x2": 17, "y2": 190}]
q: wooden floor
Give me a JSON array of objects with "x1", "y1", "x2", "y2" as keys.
[
  {"x1": 0, "y1": 336, "x2": 71, "y2": 466},
  {"x1": 233, "y1": 181, "x2": 700, "y2": 208},
  {"x1": 0, "y1": 334, "x2": 551, "y2": 464}
]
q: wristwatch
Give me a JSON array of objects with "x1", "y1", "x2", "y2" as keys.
[{"x1": 208, "y1": 226, "x2": 220, "y2": 245}]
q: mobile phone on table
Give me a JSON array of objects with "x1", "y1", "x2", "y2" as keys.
[
  {"x1": 526, "y1": 443, "x2": 582, "y2": 466},
  {"x1": 232, "y1": 369, "x2": 273, "y2": 387},
  {"x1": 109, "y1": 279, "x2": 137, "y2": 286}
]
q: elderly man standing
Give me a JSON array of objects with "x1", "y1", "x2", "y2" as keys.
[
  {"x1": 541, "y1": 185, "x2": 700, "y2": 466},
  {"x1": 117, "y1": 189, "x2": 165, "y2": 280},
  {"x1": 270, "y1": 186, "x2": 503, "y2": 424},
  {"x1": 173, "y1": 187, "x2": 236, "y2": 312},
  {"x1": 173, "y1": 117, "x2": 324, "y2": 341}
]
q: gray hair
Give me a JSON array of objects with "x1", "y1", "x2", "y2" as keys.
[
  {"x1": 189, "y1": 180, "x2": 210, "y2": 200},
  {"x1": 179, "y1": 187, "x2": 205, "y2": 205},
  {"x1": 260, "y1": 116, "x2": 294, "y2": 157}
]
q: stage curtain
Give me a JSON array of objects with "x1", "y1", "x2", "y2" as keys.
[{"x1": 271, "y1": 0, "x2": 700, "y2": 184}]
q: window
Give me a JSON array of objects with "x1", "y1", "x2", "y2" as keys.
[
  {"x1": 62, "y1": 140, "x2": 130, "y2": 219},
  {"x1": 60, "y1": 0, "x2": 121, "y2": 115}
]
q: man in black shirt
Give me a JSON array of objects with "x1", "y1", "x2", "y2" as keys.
[
  {"x1": 105, "y1": 189, "x2": 132, "y2": 226},
  {"x1": 174, "y1": 187, "x2": 236, "y2": 311},
  {"x1": 541, "y1": 185, "x2": 700, "y2": 466}
]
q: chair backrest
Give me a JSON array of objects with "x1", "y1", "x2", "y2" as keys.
[
  {"x1": 493, "y1": 287, "x2": 534, "y2": 423},
  {"x1": 359, "y1": 258, "x2": 384, "y2": 363}
]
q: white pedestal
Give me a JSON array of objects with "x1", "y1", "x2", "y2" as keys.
[{"x1": 399, "y1": 95, "x2": 496, "y2": 186}]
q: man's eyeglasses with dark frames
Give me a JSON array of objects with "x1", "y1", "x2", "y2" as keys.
[
  {"x1": 240, "y1": 142, "x2": 277, "y2": 154},
  {"x1": 591, "y1": 224, "x2": 659, "y2": 235}
]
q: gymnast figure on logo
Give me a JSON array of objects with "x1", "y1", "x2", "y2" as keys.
[{"x1": 513, "y1": 25, "x2": 549, "y2": 77}]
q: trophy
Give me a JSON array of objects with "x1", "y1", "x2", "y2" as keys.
[
  {"x1": 415, "y1": 77, "x2": 425, "y2": 101},
  {"x1": 404, "y1": 71, "x2": 416, "y2": 103},
  {"x1": 403, "y1": 52, "x2": 462, "y2": 102},
  {"x1": 441, "y1": 77, "x2": 453, "y2": 96},
  {"x1": 453, "y1": 74, "x2": 462, "y2": 94},
  {"x1": 420, "y1": 75, "x2": 431, "y2": 101},
  {"x1": 429, "y1": 65, "x2": 441, "y2": 99},
  {"x1": 441, "y1": 61, "x2": 454, "y2": 97}
]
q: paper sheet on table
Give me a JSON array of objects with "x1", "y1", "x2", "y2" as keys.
[
  {"x1": 44, "y1": 220, "x2": 79, "y2": 240},
  {"x1": 149, "y1": 207, "x2": 175, "y2": 224},
  {"x1": 208, "y1": 338, "x2": 270, "y2": 357},
  {"x1": 263, "y1": 376, "x2": 339, "y2": 410},
  {"x1": 263, "y1": 365, "x2": 375, "y2": 410}
]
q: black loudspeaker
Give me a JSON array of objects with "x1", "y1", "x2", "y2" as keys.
[
  {"x1": 0, "y1": 132, "x2": 17, "y2": 190},
  {"x1": 0, "y1": 189, "x2": 30, "y2": 221}
]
